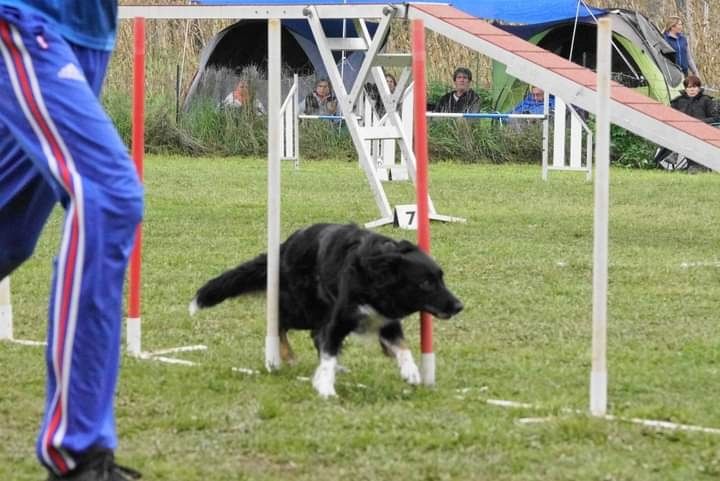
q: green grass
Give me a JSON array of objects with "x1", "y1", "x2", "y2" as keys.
[{"x1": 2, "y1": 158, "x2": 720, "y2": 481}]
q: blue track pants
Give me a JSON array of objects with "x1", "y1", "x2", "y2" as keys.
[{"x1": 0, "y1": 6, "x2": 143, "y2": 475}]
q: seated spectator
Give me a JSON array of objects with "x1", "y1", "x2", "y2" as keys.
[
  {"x1": 655, "y1": 75, "x2": 718, "y2": 172},
  {"x1": 366, "y1": 73, "x2": 399, "y2": 117},
  {"x1": 386, "y1": 73, "x2": 397, "y2": 94},
  {"x1": 434, "y1": 67, "x2": 481, "y2": 114},
  {"x1": 221, "y1": 79, "x2": 266, "y2": 114},
  {"x1": 670, "y1": 75, "x2": 718, "y2": 123},
  {"x1": 302, "y1": 78, "x2": 338, "y2": 116},
  {"x1": 509, "y1": 86, "x2": 554, "y2": 116}
]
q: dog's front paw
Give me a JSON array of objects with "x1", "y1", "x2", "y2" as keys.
[
  {"x1": 400, "y1": 361, "x2": 421, "y2": 385},
  {"x1": 397, "y1": 349, "x2": 421, "y2": 385},
  {"x1": 312, "y1": 356, "x2": 337, "y2": 398}
]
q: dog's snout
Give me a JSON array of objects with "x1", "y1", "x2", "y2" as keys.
[{"x1": 448, "y1": 298, "x2": 463, "y2": 315}]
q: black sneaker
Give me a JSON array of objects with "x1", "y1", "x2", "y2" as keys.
[{"x1": 46, "y1": 451, "x2": 141, "y2": 481}]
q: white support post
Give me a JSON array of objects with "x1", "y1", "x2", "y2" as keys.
[
  {"x1": 293, "y1": 73, "x2": 300, "y2": 169},
  {"x1": 401, "y1": 83, "x2": 414, "y2": 168},
  {"x1": 541, "y1": 92, "x2": 550, "y2": 180},
  {"x1": 585, "y1": 131, "x2": 594, "y2": 181},
  {"x1": 552, "y1": 97, "x2": 567, "y2": 168},
  {"x1": 0, "y1": 277, "x2": 12, "y2": 340},
  {"x1": 570, "y1": 111, "x2": 582, "y2": 169},
  {"x1": 280, "y1": 73, "x2": 299, "y2": 166},
  {"x1": 590, "y1": 17, "x2": 612, "y2": 417},
  {"x1": 265, "y1": 18, "x2": 282, "y2": 372}
]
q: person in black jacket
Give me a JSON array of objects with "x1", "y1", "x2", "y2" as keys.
[
  {"x1": 670, "y1": 75, "x2": 717, "y2": 122},
  {"x1": 434, "y1": 67, "x2": 481, "y2": 114},
  {"x1": 656, "y1": 75, "x2": 718, "y2": 172}
]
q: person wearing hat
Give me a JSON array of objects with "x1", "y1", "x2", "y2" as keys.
[{"x1": 434, "y1": 67, "x2": 481, "y2": 114}]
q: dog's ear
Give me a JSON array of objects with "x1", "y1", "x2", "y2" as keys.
[
  {"x1": 357, "y1": 251, "x2": 402, "y2": 278},
  {"x1": 395, "y1": 240, "x2": 417, "y2": 253}
]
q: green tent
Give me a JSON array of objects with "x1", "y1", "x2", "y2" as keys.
[{"x1": 493, "y1": 9, "x2": 684, "y2": 112}]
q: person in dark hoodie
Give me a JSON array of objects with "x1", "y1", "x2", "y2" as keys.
[{"x1": 656, "y1": 75, "x2": 718, "y2": 172}]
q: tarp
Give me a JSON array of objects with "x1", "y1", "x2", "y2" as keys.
[{"x1": 193, "y1": 0, "x2": 606, "y2": 25}]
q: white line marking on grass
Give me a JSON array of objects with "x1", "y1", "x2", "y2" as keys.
[
  {"x1": 6, "y1": 338, "x2": 46, "y2": 346},
  {"x1": 145, "y1": 344, "x2": 207, "y2": 356},
  {"x1": 680, "y1": 261, "x2": 720, "y2": 268},
  {"x1": 486, "y1": 399, "x2": 535, "y2": 409},
  {"x1": 487, "y1": 398, "x2": 720, "y2": 435},
  {"x1": 136, "y1": 353, "x2": 198, "y2": 366},
  {"x1": 232, "y1": 367, "x2": 260, "y2": 375}
]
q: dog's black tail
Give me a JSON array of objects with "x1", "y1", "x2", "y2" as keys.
[{"x1": 188, "y1": 253, "x2": 267, "y2": 315}]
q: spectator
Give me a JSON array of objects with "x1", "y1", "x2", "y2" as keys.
[
  {"x1": 0, "y1": 1, "x2": 143, "y2": 479},
  {"x1": 663, "y1": 16, "x2": 699, "y2": 77},
  {"x1": 509, "y1": 86, "x2": 554, "y2": 116},
  {"x1": 655, "y1": 75, "x2": 717, "y2": 172},
  {"x1": 385, "y1": 73, "x2": 397, "y2": 94},
  {"x1": 221, "y1": 79, "x2": 266, "y2": 114},
  {"x1": 671, "y1": 76, "x2": 718, "y2": 123},
  {"x1": 434, "y1": 67, "x2": 481, "y2": 114},
  {"x1": 302, "y1": 78, "x2": 338, "y2": 116},
  {"x1": 367, "y1": 73, "x2": 399, "y2": 117}
]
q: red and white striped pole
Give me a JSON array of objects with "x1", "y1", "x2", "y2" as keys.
[
  {"x1": 127, "y1": 16, "x2": 145, "y2": 356},
  {"x1": 412, "y1": 19, "x2": 434, "y2": 386}
]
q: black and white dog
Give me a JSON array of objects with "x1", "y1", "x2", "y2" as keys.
[{"x1": 189, "y1": 223, "x2": 463, "y2": 397}]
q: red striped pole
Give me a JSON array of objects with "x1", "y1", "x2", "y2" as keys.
[
  {"x1": 127, "y1": 16, "x2": 145, "y2": 355},
  {"x1": 412, "y1": 20, "x2": 434, "y2": 385}
]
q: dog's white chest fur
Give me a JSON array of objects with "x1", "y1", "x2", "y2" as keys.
[{"x1": 355, "y1": 304, "x2": 393, "y2": 334}]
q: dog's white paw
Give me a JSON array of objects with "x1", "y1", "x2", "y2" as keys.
[
  {"x1": 400, "y1": 361, "x2": 421, "y2": 385},
  {"x1": 312, "y1": 356, "x2": 337, "y2": 398},
  {"x1": 397, "y1": 349, "x2": 421, "y2": 385},
  {"x1": 188, "y1": 298, "x2": 198, "y2": 316}
]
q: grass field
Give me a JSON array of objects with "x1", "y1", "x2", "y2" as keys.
[{"x1": 2, "y1": 157, "x2": 720, "y2": 480}]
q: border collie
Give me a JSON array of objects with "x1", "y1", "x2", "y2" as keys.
[{"x1": 189, "y1": 223, "x2": 463, "y2": 397}]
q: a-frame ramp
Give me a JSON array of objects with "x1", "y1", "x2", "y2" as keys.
[{"x1": 406, "y1": 4, "x2": 720, "y2": 171}]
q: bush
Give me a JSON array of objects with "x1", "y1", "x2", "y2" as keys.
[{"x1": 609, "y1": 124, "x2": 657, "y2": 169}]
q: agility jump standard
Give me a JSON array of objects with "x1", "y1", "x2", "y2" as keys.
[
  {"x1": 411, "y1": 19, "x2": 435, "y2": 385},
  {"x1": 126, "y1": 16, "x2": 207, "y2": 364}
]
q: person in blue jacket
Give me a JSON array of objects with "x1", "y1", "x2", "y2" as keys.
[
  {"x1": 663, "y1": 15, "x2": 699, "y2": 77},
  {"x1": 0, "y1": 1, "x2": 143, "y2": 479},
  {"x1": 509, "y1": 86, "x2": 554, "y2": 116}
]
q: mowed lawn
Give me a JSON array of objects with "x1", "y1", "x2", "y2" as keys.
[{"x1": 2, "y1": 157, "x2": 719, "y2": 481}]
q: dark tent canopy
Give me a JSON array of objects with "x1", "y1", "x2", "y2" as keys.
[{"x1": 183, "y1": 18, "x2": 376, "y2": 110}]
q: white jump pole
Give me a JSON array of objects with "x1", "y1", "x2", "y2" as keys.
[
  {"x1": 0, "y1": 277, "x2": 12, "y2": 340},
  {"x1": 265, "y1": 17, "x2": 282, "y2": 371},
  {"x1": 590, "y1": 17, "x2": 612, "y2": 417}
]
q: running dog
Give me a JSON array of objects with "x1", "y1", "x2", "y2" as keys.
[{"x1": 189, "y1": 223, "x2": 463, "y2": 397}]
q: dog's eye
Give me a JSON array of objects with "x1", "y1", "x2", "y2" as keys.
[{"x1": 419, "y1": 279, "x2": 434, "y2": 291}]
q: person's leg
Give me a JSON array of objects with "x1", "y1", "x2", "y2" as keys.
[
  {"x1": 0, "y1": 9, "x2": 143, "y2": 476},
  {"x1": 0, "y1": 128, "x2": 57, "y2": 278}
]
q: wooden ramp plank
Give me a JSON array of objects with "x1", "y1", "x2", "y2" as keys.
[
  {"x1": 445, "y1": 18, "x2": 515, "y2": 36},
  {"x1": 407, "y1": 3, "x2": 720, "y2": 171},
  {"x1": 411, "y1": 4, "x2": 476, "y2": 20}
]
